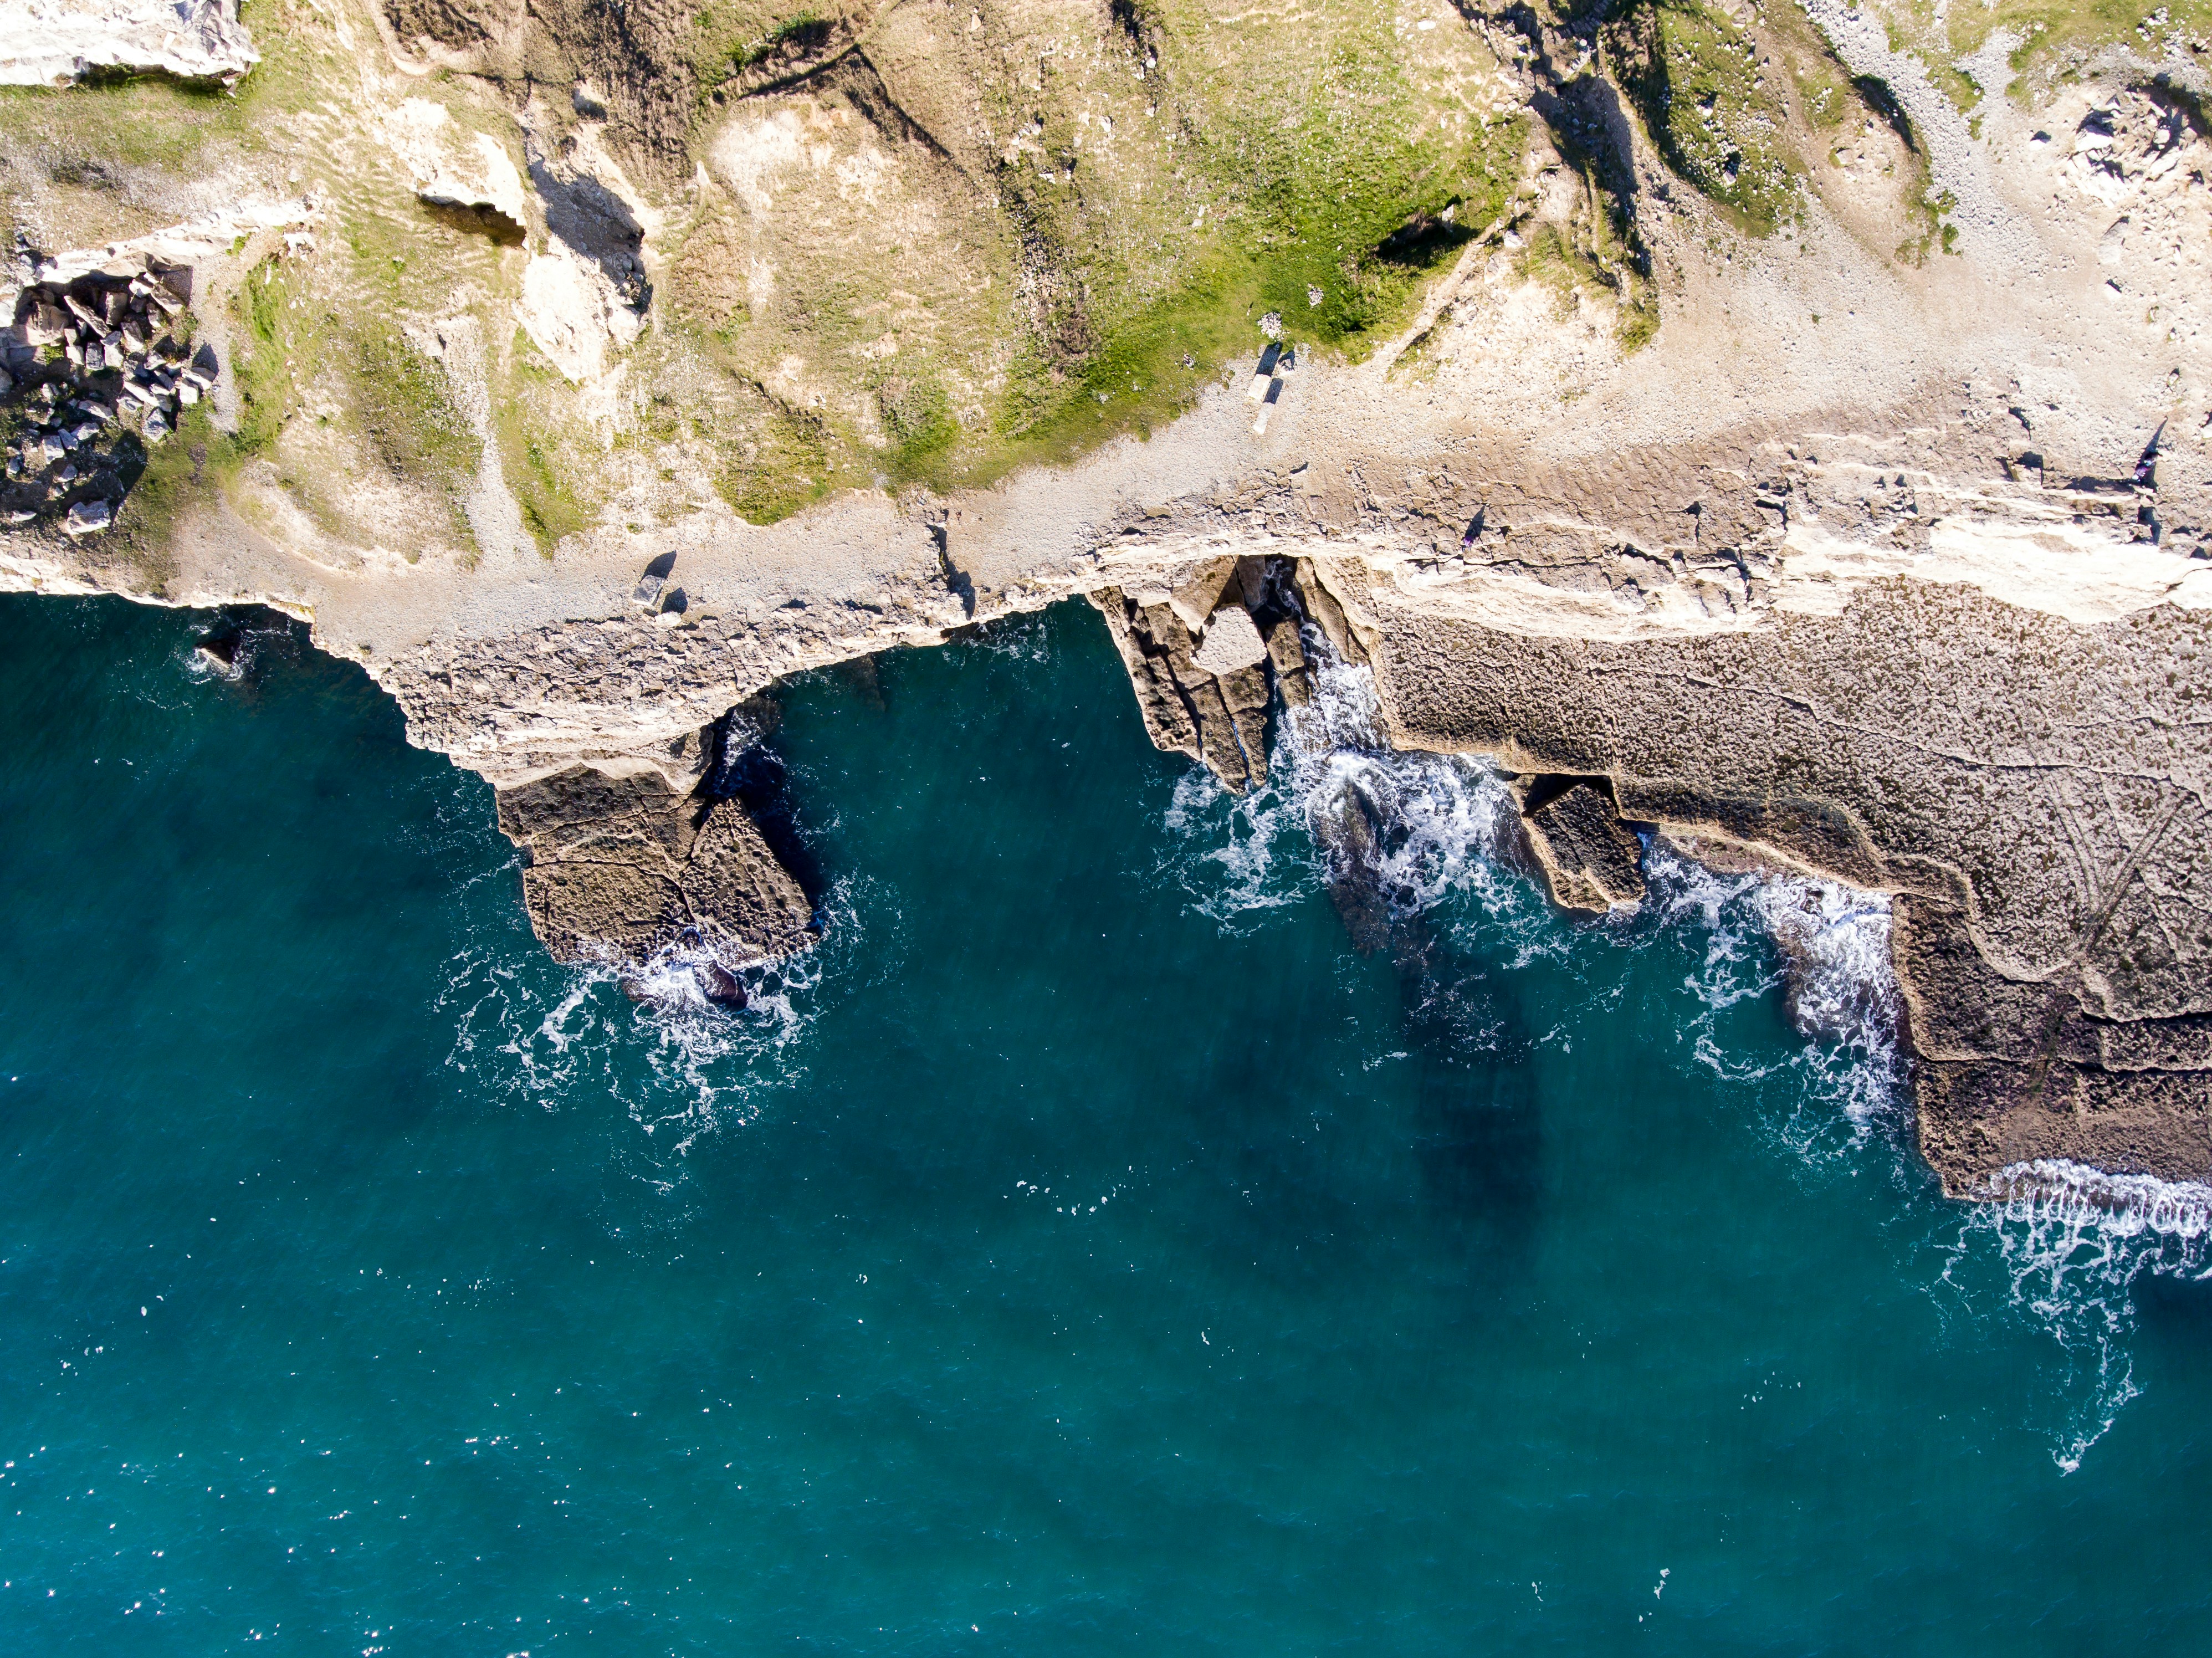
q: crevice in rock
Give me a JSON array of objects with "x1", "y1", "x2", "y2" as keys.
[{"x1": 493, "y1": 698, "x2": 816, "y2": 975}]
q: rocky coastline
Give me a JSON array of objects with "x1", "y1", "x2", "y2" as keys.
[{"x1": 2, "y1": 0, "x2": 2209, "y2": 1200}]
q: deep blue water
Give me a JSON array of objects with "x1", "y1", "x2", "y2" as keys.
[{"x1": 2, "y1": 591, "x2": 2209, "y2": 1656}]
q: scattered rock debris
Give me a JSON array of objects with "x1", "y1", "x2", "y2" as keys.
[{"x1": 2, "y1": 259, "x2": 210, "y2": 535}]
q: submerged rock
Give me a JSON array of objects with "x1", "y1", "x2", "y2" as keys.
[{"x1": 694, "y1": 960, "x2": 747, "y2": 1008}]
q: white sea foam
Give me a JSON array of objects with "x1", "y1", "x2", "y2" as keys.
[
  {"x1": 1632, "y1": 843, "x2": 2202, "y2": 1472},
  {"x1": 1941, "y1": 1160, "x2": 2212, "y2": 1471},
  {"x1": 1981, "y1": 1160, "x2": 2212, "y2": 1239},
  {"x1": 1156, "y1": 625, "x2": 2212, "y2": 1469},
  {"x1": 439, "y1": 875, "x2": 870, "y2": 1166},
  {"x1": 1644, "y1": 842, "x2": 1903, "y2": 1135},
  {"x1": 1159, "y1": 632, "x2": 1532, "y2": 943}
]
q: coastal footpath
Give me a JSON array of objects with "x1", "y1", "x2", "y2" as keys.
[{"x1": 1, "y1": 0, "x2": 2208, "y2": 1196}]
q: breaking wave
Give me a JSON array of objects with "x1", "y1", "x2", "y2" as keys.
[
  {"x1": 1645, "y1": 842, "x2": 1904, "y2": 1145},
  {"x1": 1150, "y1": 621, "x2": 2212, "y2": 1469},
  {"x1": 1940, "y1": 1159, "x2": 2212, "y2": 1472},
  {"x1": 1159, "y1": 635, "x2": 1537, "y2": 946},
  {"x1": 438, "y1": 874, "x2": 873, "y2": 1166}
]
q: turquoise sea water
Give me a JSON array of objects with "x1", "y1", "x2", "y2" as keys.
[{"x1": 2, "y1": 591, "x2": 2210, "y2": 1656}]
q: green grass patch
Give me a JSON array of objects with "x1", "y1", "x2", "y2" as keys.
[
  {"x1": 1221, "y1": 44, "x2": 1524, "y2": 351},
  {"x1": 349, "y1": 327, "x2": 478, "y2": 546},
  {"x1": 231, "y1": 254, "x2": 318, "y2": 458},
  {"x1": 1875, "y1": 0, "x2": 2212, "y2": 106},
  {"x1": 877, "y1": 374, "x2": 959, "y2": 484},
  {"x1": 494, "y1": 382, "x2": 594, "y2": 556},
  {"x1": 1980, "y1": 0, "x2": 2212, "y2": 85},
  {"x1": 1520, "y1": 210, "x2": 1660, "y2": 352},
  {"x1": 225, "y1": 256, "x2": 484, "y2": 546},
  {"x1": 104, "y1": 408, "x2": 226, "y2": 590},
  {"x1": 687, "y1": 3, "x2": 837, "y2": 111},
  {"x1": 1607, "y1": 0, "x2": 1800, "y2": 236},
  {"x1": 715, "y1": 400, "x2": 832, "y2": 524},
  {"x1": 968, "y1": 78, "x2": 1527, "y2": 472},
  {"x1": 0, "y1": 0, "x2": 320, "y2": 176}
]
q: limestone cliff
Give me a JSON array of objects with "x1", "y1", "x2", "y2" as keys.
[{"x1": 1, "y1": 0, "x2": 2209, "y2": 1198}]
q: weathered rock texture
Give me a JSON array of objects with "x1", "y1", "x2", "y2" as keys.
[
  {"x1": 1334, "y1": 567, "x2": 2210, "y2": 1196},
  {"x1": 1088, "y1": 555, "x2": 1314, "y2": 794},
  {"x1": 1517, "y1": 779, "x2": 1648, "y2": 913},
  {"x1": 1, "y1": 0, "x2": 2208, "y2": 1208},
  {"x1": 493, "y1": 717, "x2": 812, "y2": 971}
]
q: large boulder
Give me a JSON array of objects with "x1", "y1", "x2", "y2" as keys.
[{"x1": 496, "y1": 758, "x2": 812, "y2": 969}]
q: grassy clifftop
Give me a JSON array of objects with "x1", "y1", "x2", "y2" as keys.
[{"x1": 1, "y1": 0, "x2": 2197, "y2": 571}]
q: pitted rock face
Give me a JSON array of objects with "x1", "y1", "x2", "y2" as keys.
[
  {"x1": 1519, "y1": 781, "x2": 1647, "y2": 913},
  {"x1": 1363, "y1": 573, "x2": 2212, "y2": 1195},
  {"x1": 496, "y1": 760, "x2": 812, "y2": 970},
  {"x1": 1089, "y1": 555, "x2": 1318, "y2": 795}
]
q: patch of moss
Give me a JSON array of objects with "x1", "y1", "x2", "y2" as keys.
[
  {"x1": 494, "y1": 387, "x2": 593, "y2": 556},
  {"x1": 349, "y1": 327, "x2": 478, "y2": 546}
]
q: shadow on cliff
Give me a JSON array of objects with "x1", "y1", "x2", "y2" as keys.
[{"x1": 707, "y1": 698, "x2": 828, "y2": 909}]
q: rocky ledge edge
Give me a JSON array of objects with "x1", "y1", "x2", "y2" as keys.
[{"x1": 237, "y1": 524, "x2": 2195, "y2": 1210}]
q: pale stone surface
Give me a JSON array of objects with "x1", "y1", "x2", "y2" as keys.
[
  {"x1": 1189, "y1": 604, "x2": 1267, "y2": 676},
  {"x1": 0, "y1": 0, "x2": 255, "y2": 85}
]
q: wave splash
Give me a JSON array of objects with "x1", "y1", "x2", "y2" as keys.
[
  {"x1": 1160, "y1": 636, "x2": 1540, "y2": 950},
  {"x1": 1943, "y1": 1159, "x2": 2212, "y2": 1472},
  {"x1": 439, "y1": 874, "x2": 876, "y2": 1168},
  {"x1": 1159, "y1": 626, "x2": 2212, "y2": 1470},
  {"x1": 1645, "y1": 842, "x2": 1904, "y2": 1142}
]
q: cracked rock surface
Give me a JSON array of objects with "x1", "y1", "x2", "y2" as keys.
[
  {"x1": 1357, "y1": 567, "x2": 2211, "y2": 1195},
  {"x1": 495, "y1": 723, "x2": 813, "y2": 971}
]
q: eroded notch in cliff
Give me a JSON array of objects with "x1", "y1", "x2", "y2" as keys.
[{"x1": 1087, "y1": 554, "x2": 1319, "y2": 794}]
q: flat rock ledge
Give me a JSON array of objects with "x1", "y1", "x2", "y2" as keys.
[
  {"x1": 1340, "y1": 569, "x2": 2210, "y2": 1199},
  {"x1": 1090, "y1": 556, "x2": 2208, "y2": 1196},
  {"x1": 1517, "y1": 779, "x2": 1648, "y2": 913},
  {"x1": 494, "y1": 723, "x2": 812, "y2": 975}
]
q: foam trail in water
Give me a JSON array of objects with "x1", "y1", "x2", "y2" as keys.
[
  {"x1": 439, "y1": 876, "x2": 874, "y2": 1169},
  {"x1": 1943, "y1": 1159, "x2": 2212, "y2": 1471},
  {"x1": 1642, "y1": 842, "x2": 1903, "y2": 1135},
  {"x1": 1160, "y1": 633, "x2": 1536, "y2": 946}
]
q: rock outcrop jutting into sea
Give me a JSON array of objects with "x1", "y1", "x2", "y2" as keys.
[{"x1": 1, "y1": 0, "x2": 2207, "y2": 1197}]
